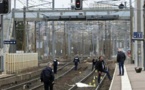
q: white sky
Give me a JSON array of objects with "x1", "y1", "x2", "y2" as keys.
[{"x1": 11, "y1": 0, "x2": 132, "y2": 9}]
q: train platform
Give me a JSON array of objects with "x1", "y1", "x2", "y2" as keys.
[
  {"x1": 0, "y1": 73, "x2": 14, "y2": 79},
  {"x1": 109, "y1": 64, "x2": 145, "y2": 90}
]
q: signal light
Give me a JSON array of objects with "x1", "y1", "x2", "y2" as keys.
[
  {"x1": 0, "y1": 0, "x2": 11, "y2": 14},
  {"x1": 77, "y1": 2, "x2": 80, "y2": 5},
  {"x1": 75, "y1": 0, "x2": 82, "y2": 10}
]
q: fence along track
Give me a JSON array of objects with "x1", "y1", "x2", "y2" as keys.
[{"x1": 2, "y1": 61, "x2": 72, "y2": 90}]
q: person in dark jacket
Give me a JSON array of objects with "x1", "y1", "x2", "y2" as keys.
[
  {"x1": 117, "y1": 48, "x2": 126, "y2": 76},
  {"x1": 97, "y1": 56, "x2": 112, "y2": 84},
  {"x1": 92, "y1": 58, "x2": 96, "y2": 70},
  {"x1": 73, "y1": 56, "x2": 80, "y2": 70},
  {"x1": 40, "y1": 62, "x2": 54, "y2": 90},
  {"x1": 95, "y1": 59, "x2": 99, "y2": 70},
  {"x1": 53, "y1": 59, "x2": 59, "y2": 74}
]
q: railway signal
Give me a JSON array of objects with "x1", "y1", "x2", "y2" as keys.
[
  {"x1": 0, "y1": 0, "x2": 11, "y2": 14},
  {"x1": 75, "y1": 0, "x2": 82, "y2": 10}
]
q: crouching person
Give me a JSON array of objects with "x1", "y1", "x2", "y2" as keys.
[{"x1": 40, "y1": 62, "x2": 55, "y2": 90}]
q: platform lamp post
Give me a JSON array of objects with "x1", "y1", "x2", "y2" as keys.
[
  {"x1": 143, "y1": 3, "x2": 145, "y2": 70},
  {"x1": 129, "y1": 0, "x2": 134, "y2": 64}
]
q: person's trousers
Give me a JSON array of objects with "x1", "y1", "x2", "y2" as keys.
[
  {"x1": 92, "y1": 65, "x2": 95, "y2": 70},
  {"x1": 44, "y1": 82, "x2": 53, "y2": 90},
  {"x1": 119, "y1": 61, "x2": 124, "y2": 75},
  {"x1": 98, "y1": 70, "x2": 112, "y2": 83},
  {"x1": 54, "y1": 66, "x2": 57, "y2": 74},
  {"x1": 74, "y1": 64, "x2": 78, "y2": 70}
]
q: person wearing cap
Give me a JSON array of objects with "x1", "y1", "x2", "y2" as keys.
[
  {"x1": 40, "y1": 62, "x2": 55, "y2": 90},
  {"x1": 73, "y1": 56, "x2": 80, "y2": 70},
  {"x1": 117, "y1": 48, "x2": 126, "y2": 76}
]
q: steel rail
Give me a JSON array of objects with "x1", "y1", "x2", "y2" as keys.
[
  {"x1": 68, "y1": 69, "x2": 95, "y2": 90},
  {"x1": 30, "y1": 66, "x2": 75, "y2": 90},
  {"x1": 95, "y1": 68, "x2": 108, "y2": 90},
  {"x1": 2, "y1": 61, "x2": 72, "y2": 90},
  {"x1": 69, "y1": 68, "x2": 108, "y2": 90},
  {"x1": 30, "y1": 59, "x2": 85, "y2": 90}
]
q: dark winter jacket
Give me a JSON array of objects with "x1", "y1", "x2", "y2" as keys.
[
  {"x1": 53, "y1": 59, "x2": 58, "y2": 67},
  {"x1": 92, "y1": 59, "x2": 96, "y2": 65},
  {"x1": 117, "y1": 51, "x2": 126, "y2": 63},
  {"x1": 73, "y1": 57, "x2": 80, "y2": 65},
  {"x1": 96, "y1": 60, "x2": 106, "y2": 72},
  {"x1": 40, "y1": 67, "x2": 54, "y2": 83},
  {"x1": 95, "y1": 59, "x2": 99, "y2": 70}
]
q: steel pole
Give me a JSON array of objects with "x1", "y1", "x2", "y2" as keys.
[
  {"x1": 143, "y1": 7, "x2": 145, "y2": 70},
  {"x1": 0, "y1": 15, "x2": 5, "y2": 73},
  {"x1": 130, "y1": 0, "x2": 134, "y2": 64},
  {"x1": 26, "y1": 22, "x2": 29, "y2": 52},
  {"x1": 52, "y1": 0, "x2": 55, "y2": 60},
  {"x1": 63, "y1": 21, "x2": 66, "y2": 58},
  {"x1": 34, "y1": 22, "x2": 36, "y2": 52},
  {"x1": 23, "y1": 7, "x2": 26, "y2": 52},
  {"x1": 52, "y1": 23, "x2": 55, "y2": 60},
  {"x1": 44, "y1": 19, "x2": 48, "y2": 58},
  {"x1": 68, "y1": 25, "x2": 71, "y2": 56},
  {"x1": 14, "y1": 0, "x2": 16, "y2": 9},
  {"x1": 26, "y1": 0, "x2": 29, "y2": 9},
  {"x1": 38, "y1": 22, "x2": 41, "y2": 60},
  {"x1": 82, "y1": 31, "x2": 83, "y2": 54}
]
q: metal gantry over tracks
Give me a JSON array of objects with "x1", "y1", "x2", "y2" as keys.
[{"x1": 12, "y1": 8, "x2": 130, "y2": 21}]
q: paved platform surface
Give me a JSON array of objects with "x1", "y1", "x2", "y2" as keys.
[
  {"x1": 110, "y1": 64, "x2": 145, "y2": 90},
  {"x1": 0, "y1": 74, "x2": 13, "y2": 79}
]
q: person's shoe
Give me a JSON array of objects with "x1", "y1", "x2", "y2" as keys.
[{"x1": 118, "y1": 74, "x2": 121, "y2": 76}]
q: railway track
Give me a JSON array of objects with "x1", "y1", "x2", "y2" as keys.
[
  {"x1": 30, "y1": 66, "x2": 75, "y2": 90},
  {"x1": 29, "y1": 64, "x2": 74, "y2": 90},
  {"x1": 1, "y1": 60, "x2": 114, "y2": 90},
  {"x1": 30, "y1": 61, "x2": 91, "y2": 90},
  {"x1": 0, "y1": 65, "x2": 46, "y2": 89},
  {"x1": 1, "y1": 61, "x2": 72, "y2": 90},
  {"x1": 0, "y1": 61, "x2": 68, "y2": 88},
  {"x1": 69, "y1": 69, "x2": 107, "y2": 90}
]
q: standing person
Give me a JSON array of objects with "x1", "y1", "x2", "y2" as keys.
[
  {"x1": 97, "y1": 56, "x2": 112, "y2": 84},
  {"x1": 53, "y1": 59, "x2": 59, "y2": 74},
  {"x1": 73, "y1": 56, "x2": 80, "y2": 70},
  {"x1": 92, "y1": 58, "x2": 96, "y2": 70},
  {"x1": 40, "y1": 62, "x2": 54, "y2": 90},
  {"x1": 117, "y1": 48, "x2": 126, "y2": 76},
  {"x1": 95, "y1": 58, "x2": 99, "y2": 70}
]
